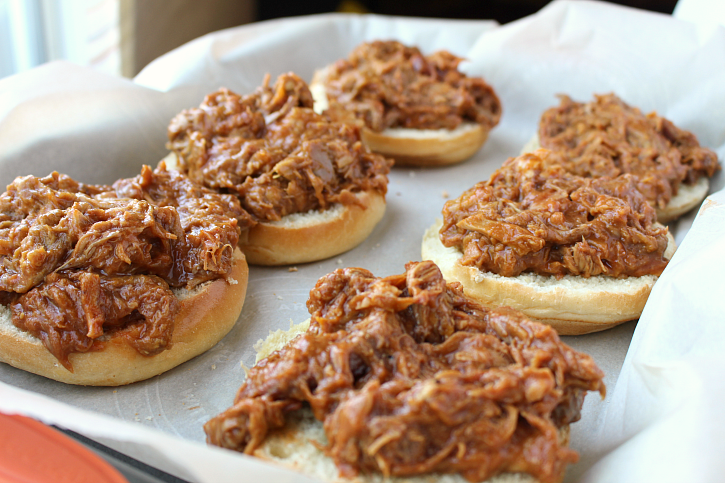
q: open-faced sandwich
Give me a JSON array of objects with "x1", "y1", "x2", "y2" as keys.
[
  {"x1": 523, "y1": 93, "x2": 720, "y2": 222},
  {"x1": 205, "y1": 260, "x2": 605, "y2": 483},
  {"x1": 311, "y1": 40, "x2": 502, "y2": 166},
  {"x1": 0, "y1": 164, "x2": 249, "y2": 385},
  {"x1": 166, "y1": 72, "x2": 393, "y2": 265},
  {"x1": 423, "y1": 149, "x2": 676, "y2": 335}
]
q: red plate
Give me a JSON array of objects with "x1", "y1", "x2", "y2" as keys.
[{"x1": 0, "y1": 412, "x2": 129, "y2": 483}]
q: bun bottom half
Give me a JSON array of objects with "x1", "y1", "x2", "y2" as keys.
[
  {"x1": 422, "y1": 220, "x2": 675, "y2": 335},
  {"x1": 0, "y1": 249, "x2": 249, "y2": 386},
  {"x1": 249, "y1": 319, "x2": 565, "y2": 483},
  {"x1": 360, "y1": 123, "x2": 489, "y2": 167},
  {"x1": 240, "y1": 191, "x2": 386, "y2": 266},
  {"x1": 521, "y1": 135, "x2": 710, "y2": 223}
]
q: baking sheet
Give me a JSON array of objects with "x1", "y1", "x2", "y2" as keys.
[{"x1": 1, "y1": 1, "x2": 724, "y2": 482}]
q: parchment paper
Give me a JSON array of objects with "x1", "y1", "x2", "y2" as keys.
[{"x1": 1, "y1": 1, "x2": 724, "y2": 482}]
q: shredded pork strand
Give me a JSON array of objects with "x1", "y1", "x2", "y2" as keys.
[{"x1": 205, "y1": 261, "x2": 605, "y2": 483}]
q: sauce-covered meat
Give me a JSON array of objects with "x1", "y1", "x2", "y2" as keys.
[
  {"x1": 440, "y1": 150, "x2": 670, "y2": 278},
  {"x1": 0, "y1": 165, "x2": 243, "y2": 369},
  {"x1": 104, "y1": 164, "x2": 250, "y2": 288},
  {"x1": 167, "y1": 73, "x2": 392, "y2": 222},
  {"x1": 319, "y1": 40, "x2": 502, "y2": 132},
  {"x1": 539, "y1": 94, "x2": 720, "y2": 209},
  {"x1": 205, "y1": 261, "x2": 605, "y2": 483},
  {"x1": 0, "y1": 172, "x2": 181, "y2": 293},
  {"x1": 11, "y1": 272, "x2": 178, "y2": 370}
]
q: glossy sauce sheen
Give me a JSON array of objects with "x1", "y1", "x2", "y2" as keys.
[
  {"x1": 440, "y1": 151, "x2": 670, "y2": 278},
  {"x1": 205, "y1": 261, "x2": 605, "y2": 483},
  {"x1": 167, "y1": 73, "x2": 392, "y2": 222},
  {"x1": 0, "y1": 166, "x2": 242, "y2": 369},
  {"x1": 320, "y1": 40, "x2": 502, "y2": 132}
]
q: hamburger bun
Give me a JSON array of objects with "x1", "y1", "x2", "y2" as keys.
[
  {"x1": 239, "y1": 190, "x2": 386, "y2": 266},
  {"x1": 422, "y1": 220, "x2": 676, "y2": 335},
  {"x1": 162, "y1": 152, "x2": 386, "y2": 266},
  {"x1": 521, "y1": 134, "x2": 710, "y2": 223},
  {"x1": 311, "y1": 66, "x2": 492, "y2": 167},
  {"x1": 0, "y1": 248, "x2": 249, "y2": 386},
  {"x1": 248, "y1": 318, "x2": 568, "y2": 483}
]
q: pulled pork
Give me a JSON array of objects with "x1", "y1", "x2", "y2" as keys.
[
  {"x1": 0, "y1": 165, "x2": 243, "y2": 369},
  {"x1": 539, "y1": 93, "x2": 720, "y2": 209},
  {"x1": 167, "y1": 73, "x2": 392, "y2": 222},
  {"x1": 11, "y1": 272, "x2": 179, "y2": 370},
  {"x1": 319, "y1": 40, "x2": 502, "y2": 132},
  {"x1": 0, "y1": 172, "x2": 179, "y2": 294},
  {"x1": 440, "y1": 150, "x2": 670, "y2": 278},
  {"x1": 104, "y1": 164, "x2": 251, "y2": 288},
  {"x1": 205, "y1": 261, "x2": 605, "y2": 483}
]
